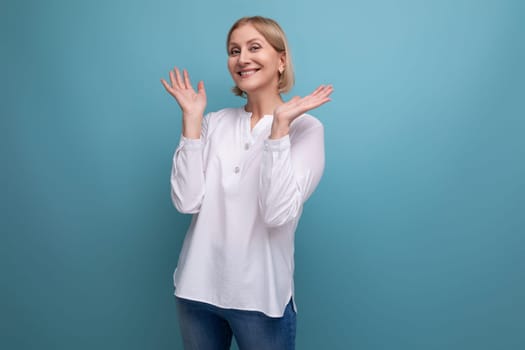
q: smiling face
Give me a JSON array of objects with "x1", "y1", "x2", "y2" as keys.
[{"x1": 227, "y1": 24, "x2": 285, "y2": 97}]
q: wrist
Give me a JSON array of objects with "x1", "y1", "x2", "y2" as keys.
[
  {"x1": 182, "y1": 117, "x2": 202, "y2": 139},
  {"x1": 182, "y1": 111, "x2": 203, "y2": 121},
  {"x1": 270, "y1": 119, "x2": 290, "y2": 139}
]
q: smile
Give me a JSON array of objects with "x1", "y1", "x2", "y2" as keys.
[{"x1": 238, "y1": 69, "x2": 259, "y2": 77}]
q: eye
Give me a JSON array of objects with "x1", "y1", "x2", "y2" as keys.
[
  {"x1": 249, "y1": 45, "x2": 261, "y2": 52},
  {"x1": 229, "y1": 47, "x2": 241, "y2": 56}
]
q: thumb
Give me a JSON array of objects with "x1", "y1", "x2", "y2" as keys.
[
  {"x1": 198, "y1": 81, "x2": 206, "y2": 96},
  {"x1": 290, "y1": 96, "x2": 301, "y2": 103}
]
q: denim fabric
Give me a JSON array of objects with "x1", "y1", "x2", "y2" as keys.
[{"x1": 175, "y1": 297, "x2": 296, "y2": 350}]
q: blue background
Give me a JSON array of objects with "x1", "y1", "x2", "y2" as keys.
[{"x1": 2, "y1": 0, "x2": 524, "y2": 349}]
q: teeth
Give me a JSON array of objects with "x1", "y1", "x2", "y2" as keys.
[{"x1": 240, "y1": 70, "x2": 257, "y2": 76}]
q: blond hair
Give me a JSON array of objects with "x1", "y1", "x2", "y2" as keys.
[{"x1": 226, "y1": 16, "x2": 295, "y2": 97}]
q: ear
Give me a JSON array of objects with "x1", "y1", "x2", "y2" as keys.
[{"x1": 279, "y1": 52, "x2": 286, "y2": 72}]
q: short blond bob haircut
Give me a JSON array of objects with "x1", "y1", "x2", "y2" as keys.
[{"x1": 226, "y1": 16, "x2": 295, "y2": 97}]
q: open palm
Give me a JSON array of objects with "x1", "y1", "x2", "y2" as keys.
[
  {"x1": 274, "y1": 85, "x2": 333, "y2": 124},
  {"x1": 161, "y1": 67, "x2": 206, "y2": 118}
]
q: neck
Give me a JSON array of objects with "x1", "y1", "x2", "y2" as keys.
[{"x1": 244, "y1": 91, "x2": 284, "y2": 121}]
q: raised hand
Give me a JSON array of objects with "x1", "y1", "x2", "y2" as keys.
[
  {"x1": 271, "y1": 85, "x2": 333, "y2": 139},
  {"x1": 161, "y1": 67, "x2": 206, "y2": 138}
]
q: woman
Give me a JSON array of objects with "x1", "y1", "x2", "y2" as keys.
[{"x1": 161, "y1": 16, "x2": 332, "y2": 350}]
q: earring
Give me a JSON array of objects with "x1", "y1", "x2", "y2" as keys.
[{"x1": 279, "y1": 67, "x2": 284, "y2": 74}]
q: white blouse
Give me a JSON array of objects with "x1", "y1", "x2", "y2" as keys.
[{"x1": 171, "y1": 107, "x2": 325, "y2": 317}]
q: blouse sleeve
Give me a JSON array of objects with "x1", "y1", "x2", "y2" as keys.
[
  {"x1": 170, "y1": 115, "x2": 209, "y2": 214},
  {"x1": 258, "y1": 118, "x2": 325, "y2": 227}
]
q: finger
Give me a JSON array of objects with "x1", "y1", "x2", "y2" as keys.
[
  {"x1": 313, "y1": 84, "x2": 333, "y2": 97},
  {"x1": 197, "y1": 81, "x2": 206, "y2": 98},
  {"x1": 160, "y1": 78, "x2": 172, "y2": 92},
  {"x1": 318, "y1": 85, "x2": 333, "y2": 99},
  {"x1": 174, "y1": 67, "x2": 184, "y2": 89},
  {"x1": 301, "y1": 89, "x2": 332, "y2": 106},
  {"x1": 282, "y1": 96, "x2": 301, "y2": 110},
  {"x1": 310, "y1": 85, "x2": 325, "y2": 96},
  {"x1": 290, "y1": 96, "x2": 301, "y2": 104},
  {"x1": 323, "y1": 84, "x2": 334, "y2": 92},
  {"x1": 169, "y1": 70, "x2": 177, "y2": 89},
  {"x1": 310, "y1": 85, "x2": 333, "y2": 101},
  {"x1": 306, "y1": 97, "x2": 332, "y2": 110},
  {"x1": 183, "y1": 69, "x2": 194, "y2": 90}
]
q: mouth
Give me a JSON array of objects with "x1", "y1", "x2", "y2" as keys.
[{"x1": 238, "y1": 69, "x2": 260, "y2": 78}]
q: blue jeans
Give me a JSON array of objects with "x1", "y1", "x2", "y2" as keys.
[{"x1": 175, "y1": 297, "x2": 296, "y2": 350}]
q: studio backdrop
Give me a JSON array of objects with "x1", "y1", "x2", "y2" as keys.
[{"x1": 2, "y1": 0, "x2": 524, "y2": 349}]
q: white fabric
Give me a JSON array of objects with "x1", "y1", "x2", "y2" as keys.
[{"x1": 171, "y1": 107, "x2": 325, "y2": 317}]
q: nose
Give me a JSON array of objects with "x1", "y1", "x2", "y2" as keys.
[{"x1": 238, "y1": 49, "x2": 250, "y2": 65}]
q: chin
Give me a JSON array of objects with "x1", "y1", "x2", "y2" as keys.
[
  {"x1": 237, "y1": 82, "x2": 276, "y2": 96},
  {"x1": 235, "y1": 83, "x2": 257, "y2": 94}
]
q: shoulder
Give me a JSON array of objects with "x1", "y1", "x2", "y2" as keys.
[
  {"x1": 289, "y1": 113, "x2": 324, "y2": 137},
  {"x1": 205, "y1": 107, "x2": 242, "y2": 120},
  {"x1": 203, "y1": 107, "x2": 243, "y2": 133}
]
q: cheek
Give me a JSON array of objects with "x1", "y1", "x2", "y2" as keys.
[{"x1": 264, "y1": 54, "x2": 281, "y2": 70}]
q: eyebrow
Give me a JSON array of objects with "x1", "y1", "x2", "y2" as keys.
[{"x1": 228, "y1": 38, "x2": 263, "y2": 47}]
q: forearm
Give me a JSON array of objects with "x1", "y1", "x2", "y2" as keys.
[
  {"x1": 259, "y1": 136, "x2": 303, "y2": 227},
  {"x1": 171, "y1": 137, "x2": 205, "y2": 213},
  {"x1": 259, "y1": 123, "x2": 325, "y2": 227}
]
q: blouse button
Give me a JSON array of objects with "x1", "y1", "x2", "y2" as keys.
[
  {"x1": 234, "y1": 166, "x2": 240, "y2": 174},
  {"x1": 244, "y1": 143, "x2": 250, "y2": 150}
]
